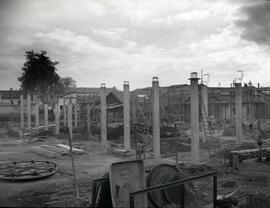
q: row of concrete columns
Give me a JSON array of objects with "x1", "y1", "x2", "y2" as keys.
[
  {"x1": 189, "y1": 73, "x2": 243, "y2": 164},
  {"x1": 19, "y1": 74, "x2": 243, "y2": 164},
  {"x1": 57, "y1": 102, "x2": 79, "y2": 136},
  {"x1": 100, "y1": 78, "x2": 161, "y2": 159},
  {"x1": 20, "y1": 94, "x2": 49, "y2": 131}
]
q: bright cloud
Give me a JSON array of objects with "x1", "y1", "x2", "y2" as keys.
[{"x1": 0, "y1": 0, "x2": 269, "y2": 90}]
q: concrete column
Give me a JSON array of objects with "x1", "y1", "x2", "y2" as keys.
[
  {"x1": 27, "y1": 94, "x2": 31, "y2": 130},
  {"x1": 74, "y1": 103, "x2": 78, "y2": 128},
  {"x1": 123, "y1": 81, "x2": 131, "y2": 150},
  {"x1": 20, "y1": 94, "x2": 24, "y2": 129},
  {"x1": 35, "y1": 97, "x2": 39, "y2": 129},
  {"x1": 55, "y1": 100, "x2": 60, "y2": 135},
  {"x1": 190, "y1": 72, "x2": 200, "y2": 165},
  {"x1": 100, "y1": 83, "x2": 107, "y2": 145},
  {"x1": 87, "y1": 104, "x2": 91, "y2": 133},
  {"x1": 68, "y1": 103, "x2": 73, "y2": 139},
  {"x1": 152, "y1": 77, "x2": 160, "y2": 158},
  {"x1": 201, "y1": 84, "x2": 208, "y2": 142},
  {"x1": 44, "y1": 104, "x2": 48, "y2": 130},
  {"x1": 235, "y1": 82, "x2": 243, "y2": 144},
  {"x1": 63, "y1": 104, "x2": 67, "y2": 126}
]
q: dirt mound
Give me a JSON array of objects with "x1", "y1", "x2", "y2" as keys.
[{"x1": 215, "y1": 142, "x2": 257, "y2": 159}]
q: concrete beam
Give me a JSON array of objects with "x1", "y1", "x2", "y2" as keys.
[
  {"x1": 100, "y1": 83, "x2": 107, "y2": 145},
  {"x1": 190, "y1": 72, "x2": 200, "y2": 165},
  {"x1": 27, "y1": 94, "x2": 31, "y2": 130},
  {"x1": 44, "y1": 104, "x2": 48, "y2": 131},
  {"x1": 235, "y1": 82, "x2": 243, "y2": 144},
  {"x1": 123, "y1": 81, "x2": 131, "y2": 151},
  {"x1": 20, "y1": 94, "x2": 24, "y2": 129},
  {"x1": 152, "y1": 77, "x2": 160, "y2": 158}
]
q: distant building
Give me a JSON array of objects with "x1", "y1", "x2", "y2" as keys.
[
  {"x1": 131, "y1": 84, "x2": 270, "y2": 122},
  {"x1": 0, "y1": 89, "x2": 23, "y2": 105},
  {"x1": 58, "y1": 87, "x2": 124, "y2": 123}
]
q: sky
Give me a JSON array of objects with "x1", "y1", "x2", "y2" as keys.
[{"x1": 0, "y1": 0, "x2": 270, "y2": 90}]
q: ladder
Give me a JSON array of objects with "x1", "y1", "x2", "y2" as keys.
[
  {"x1": 200, "y1": 92, "x2": 213, "y2": 157},
  {"x1": 136, "y1": 100, "x2": 151, "y2": 135}
]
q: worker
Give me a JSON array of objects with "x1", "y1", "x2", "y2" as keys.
[{"x1": 136, "y1": 139, "x2": 145, "y2": 160}]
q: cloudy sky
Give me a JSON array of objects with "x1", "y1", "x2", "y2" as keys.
[{"x1": 0, "y1": 0, "x2": 270, "y2": 90}]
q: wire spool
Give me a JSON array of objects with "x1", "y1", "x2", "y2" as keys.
[
  {"x1": 146, "y1": 164, "x2": 195, "y2": 208},
  {"x1": 0, "y1": 160, "x2": 57, "y2": 181}
]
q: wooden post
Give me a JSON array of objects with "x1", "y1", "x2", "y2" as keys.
[{"x1": 67, "y1": 125, "x2": 79, "y2": 198}]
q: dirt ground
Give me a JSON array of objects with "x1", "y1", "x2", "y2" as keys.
[
  {"x1": 0, "y1": 134, "x2": 270, "y2": 207},
  {"x1": 0, "y1": 135, "x2": 127, "y2": 207}
]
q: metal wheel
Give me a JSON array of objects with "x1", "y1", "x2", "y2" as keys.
[{"x1": 0, "y1": 160, "x2": 57, "y2": 181}]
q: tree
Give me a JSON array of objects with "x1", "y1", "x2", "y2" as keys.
[
  {"x1": 59, "y1": 76, "x2": 77, "y2": 92},
  {"x1": 18, "y1": 50, "x2": 61, "y2": 102}
]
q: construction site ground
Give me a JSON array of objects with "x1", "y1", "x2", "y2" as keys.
[{"x1": 0, "y1": 134, "x2": 270, "y2": 207}]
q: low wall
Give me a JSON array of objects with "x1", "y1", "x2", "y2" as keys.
[{"x1": 0, "y1": 104, "x2": 35, "y2": 115}]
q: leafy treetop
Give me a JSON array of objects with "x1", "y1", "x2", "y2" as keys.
[{"x1": 18, "y1": 50, "x2": 61, "y2": 102}]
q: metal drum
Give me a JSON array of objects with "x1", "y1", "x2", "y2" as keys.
[{"x1": 146, "y1": 164, "x2": 194, "y2": 207}]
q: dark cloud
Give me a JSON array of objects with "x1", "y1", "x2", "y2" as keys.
[{"x1": 236, "y1": 1, "x2": 270, "y2": 45}]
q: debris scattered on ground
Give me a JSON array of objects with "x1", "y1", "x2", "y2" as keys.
[
  {"x1": 31, "y1": 145, "x2": 67, "y2": 158},
  {"x1": 56, "y1": 144, "x2": 86, "y2": 155},
  {"x1": 112, "y1": 149, "x2": 131, "y2": 157},
  {"x1": 30, "y1": 144, "x2": 86, "y2": 157}
]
